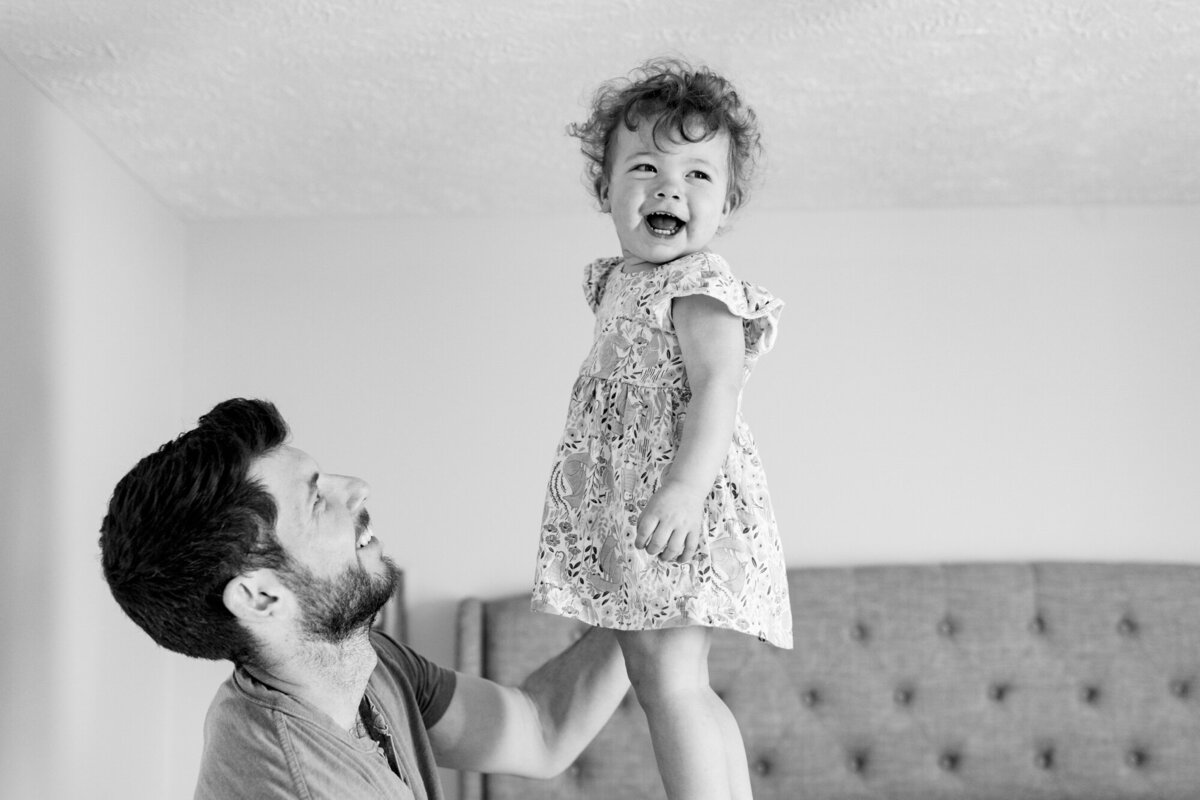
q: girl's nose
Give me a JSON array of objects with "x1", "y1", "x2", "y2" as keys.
[{"x1": 654, "y1": 173, "x2": 682, "y2": 200}]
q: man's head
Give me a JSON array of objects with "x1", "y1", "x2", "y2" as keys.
[
  {"x1": 100, "y1": 398, "x2": 396, "y2": 666},
  {"x1": 233, "y1": 441, "x2": 396, "y2": 648}
]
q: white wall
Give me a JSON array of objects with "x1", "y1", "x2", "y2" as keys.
[
  {"x1": 187, "y1": 205, "x2": 1200, "y2": 679},
  {"x1": 722, "y1": 207, "x2": 1200, "y2": 563},
  {"x1": 1, "y1": 59, "x2": 187, "y2": 800}
]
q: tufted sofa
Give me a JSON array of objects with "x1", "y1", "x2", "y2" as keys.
[{"x1": 455, "y1": 562, "x2": 1200, "y2": 799}]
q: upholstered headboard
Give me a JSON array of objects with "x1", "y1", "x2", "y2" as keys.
[{"x1": 456, "y1": 562, "x2": 1200, "y2": 800}]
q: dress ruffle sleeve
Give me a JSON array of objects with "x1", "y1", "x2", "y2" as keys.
[
  {"x1": 658, "y1": 251, "x2": 784, "y2": 358},
  {"x1": 582, "y1": 257, "x2": 622, "y2": 313}
]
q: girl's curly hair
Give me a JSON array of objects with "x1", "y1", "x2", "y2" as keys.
[{"x1": 569, "y1": 57, "x2": 762, "y2": 212}]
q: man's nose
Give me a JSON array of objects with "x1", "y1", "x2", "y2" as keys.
[{"x1": 334, "y1": 475, "x2": 370, "y2": 510}]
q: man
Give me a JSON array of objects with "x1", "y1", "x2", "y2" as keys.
[{"x1": 100, "y1": 398, "x2": 629, "y2": 799}]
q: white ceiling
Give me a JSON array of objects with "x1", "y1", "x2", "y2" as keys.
[{"x1": 2, "y1": 0, "x2": 1198, "y2": 219}]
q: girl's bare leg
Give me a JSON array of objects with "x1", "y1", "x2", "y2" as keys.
[
  {"x1": 710, "y1": 687, "x2": 753, "y2": 800},
  {"x1": 617, "y1": 627, "x2": 736, "y2": 800}
]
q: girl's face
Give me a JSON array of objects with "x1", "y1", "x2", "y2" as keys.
[{"x1": 601, "y1": 117, "x2": 734, "y2": 269}]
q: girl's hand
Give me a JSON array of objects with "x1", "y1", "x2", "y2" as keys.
[{"x1": 635, "y1": 481, "x2": 705, "y2": 563}]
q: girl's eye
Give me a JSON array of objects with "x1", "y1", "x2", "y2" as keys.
[
  {"x1": 632, "y1": 164, "x2": 656, "y2": 173},
  {"x1": 688, "y1": 170, "x2": 711, "y2": 181}
]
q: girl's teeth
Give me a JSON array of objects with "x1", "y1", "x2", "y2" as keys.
[{"x1": 646, "y1": 213, "x2": 683, "y2": 235}]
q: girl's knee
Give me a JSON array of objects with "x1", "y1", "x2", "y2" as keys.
[
  {"x1": 617, "y1": 627, "x2": 712, "y2": 694},
  {"x1": 616, "y1": 626, "x2": 710, "y2": 659}
]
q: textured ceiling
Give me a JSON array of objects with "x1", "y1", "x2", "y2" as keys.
[{"x1": 2, "y1": 0, "x2": 1198, "y2": 219}]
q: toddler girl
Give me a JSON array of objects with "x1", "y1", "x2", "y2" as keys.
[{"x1": 532, "y1": 57, "x2": 791, "y2": 800}]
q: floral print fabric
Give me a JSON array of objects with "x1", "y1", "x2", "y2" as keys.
[{"x1": 532, "y1": 251, "x2": 792, "y2": 648}]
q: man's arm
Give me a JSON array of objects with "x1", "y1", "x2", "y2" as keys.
[{"x1": 427, "y1": 626, "x2": 629, "y2": 777}]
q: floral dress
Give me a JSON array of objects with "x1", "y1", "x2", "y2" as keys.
[{"x1": 531, "y1": 251, "x2": 792, "y2": 649}]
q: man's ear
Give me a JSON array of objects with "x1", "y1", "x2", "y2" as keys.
[{"x1": 222, "y1": 569, "x2": 288, "y2": 621}]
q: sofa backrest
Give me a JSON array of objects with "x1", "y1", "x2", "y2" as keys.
[{"x1": 455, "y1": 562, "x2": 1200, "y2": 800}]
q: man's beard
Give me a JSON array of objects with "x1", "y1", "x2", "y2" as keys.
[{"x1": 278, "y1": 553, "x2": 400, "y2": 644}]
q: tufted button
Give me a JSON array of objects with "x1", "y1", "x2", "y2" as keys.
[
  {"x1": 1081, "y1": 685, "x2": 1101, "y2": 705},
  {"x1": 1117, "y1": 617, "x2": 1138, "y2": 636},
  {"x1": 894, "y1": 686, "x2": 914, "y2": 706},
  {"x1": 802, "y1": 688, "x2": 820, "y2": 708},
  {"x1": 988, "y1": 683, "x2": 1010, "y2": 702},
  {"x1": 937, "y1": 617, "x2": 957, "y2": 637},
  {"x1": 1171, "y1": 679, "x2": 1192, "y2": 699},
  {"x1": 1035, "y1": 748, "x2": 1055, "y2": 770},
  {"x1": 850, "y1": 622, "x2": 869, "y2": 642},
  {"x1": 938, "y1": 752, "x2": 960, "y2": 772},
  {"x1": 1126, "y1": 749, "x2": 1148, "y2": 768},
  {"x1": 754, "y1": 758, "x2": 771, "y2": 776},
  {"x1": 1029, "y1": 614, "x2": 1048, "y2": 635},
  {"x1": 848, "y1": 751, "x2": 868, "y2": 774}
]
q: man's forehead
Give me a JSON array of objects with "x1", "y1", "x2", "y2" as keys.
[{"x1": 249, "y1": 445, "x2": 318, "y2": 496}]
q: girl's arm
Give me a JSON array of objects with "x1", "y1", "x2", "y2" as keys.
[{"x1": 636, "y1": 293, "x2": 744, "y2": 561}]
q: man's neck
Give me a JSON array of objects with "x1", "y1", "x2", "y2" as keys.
[{"x1": 249, "y1": 629, "x2": 379, "y2": 731}]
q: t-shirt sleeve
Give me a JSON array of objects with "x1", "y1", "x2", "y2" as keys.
[
  {"x1": 582, "y1": 257, "x2": 621, "y2": 313},
  {"x1": 372, "y1": 630, "x2": 457, "y2": 729},
  {"x1": 658, "y1": 251, "x2": 784, "y2": 359}
]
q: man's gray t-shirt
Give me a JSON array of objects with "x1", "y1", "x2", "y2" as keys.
[{"x1": 194, "y1": 631, "x2": 456, "y2": 799}]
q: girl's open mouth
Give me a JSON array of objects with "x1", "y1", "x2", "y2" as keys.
[{"x1": 646, "y1": 212, "x2": 684, "y2": 236}]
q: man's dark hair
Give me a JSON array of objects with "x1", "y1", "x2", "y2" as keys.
[{"x1": 100, "y1": 398, "x2": 290, "y2": 663}]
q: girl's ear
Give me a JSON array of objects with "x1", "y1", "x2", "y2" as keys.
[
  {"x1": 223, "y1": 569, "x2": 287, "y2": 621},
  {"x1": 599, "y1": 181, "x2": 612, "y2": 213},
  {"x1": 722, "y1": 188, "x2": 742, "y2": 221}
]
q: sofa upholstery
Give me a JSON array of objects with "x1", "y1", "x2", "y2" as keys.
[{"x1": 456, "y1": 562, "x2": 1200, "y2": 799}]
